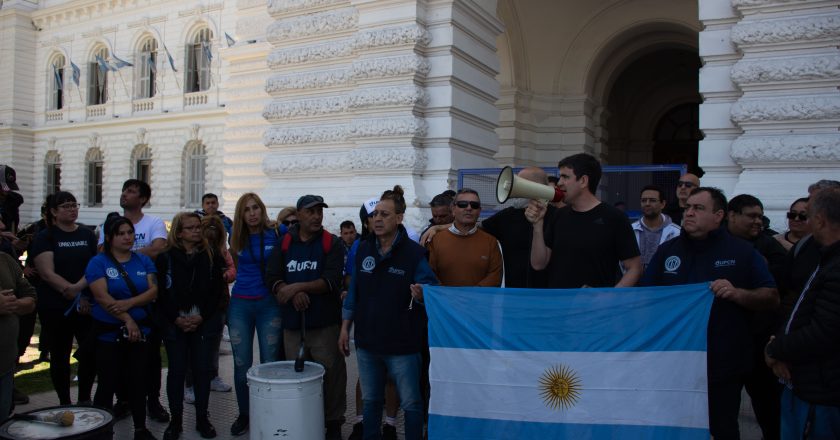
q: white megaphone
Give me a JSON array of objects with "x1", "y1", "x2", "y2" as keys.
[{"x1": 496, "y1": 166, "x2": 565, "y2": 204}]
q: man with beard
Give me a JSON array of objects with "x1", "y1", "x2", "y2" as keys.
[
  {"x1": 427, "y1": 189, "x2": 502, "y2": 287},
  {"x1": 632, "y1": 185, "x2": 680, "y2": 270},
  {"x1": 267, "y1": 195, "x2": 346, "y2": 440},
  {"x1": 481, "y1": 167, "x2": 556, "y2": 287}
]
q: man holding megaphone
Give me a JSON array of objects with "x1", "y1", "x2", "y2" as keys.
[{"x1": 525, "y1": 153, "x2": 642, "y2": 289}]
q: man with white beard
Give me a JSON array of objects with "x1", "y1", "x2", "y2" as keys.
[{"x1": 480, "y1": 167, "x2": 557, "y2": 288}]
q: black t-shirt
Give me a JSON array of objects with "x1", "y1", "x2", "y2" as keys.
[
  {"x1": 544, "y1": 203, "x2": 639, "y2": 288},
  {"x1": 31, "y1": 226, "x2": 98, "y2": 311},
  {"x1": 482, "y1": 206, "x2": 554, "y2": 288}
]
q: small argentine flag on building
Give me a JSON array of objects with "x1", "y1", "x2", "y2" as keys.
[{"x1": 425, "y1": 283, "x2": 713, "y2": 439}]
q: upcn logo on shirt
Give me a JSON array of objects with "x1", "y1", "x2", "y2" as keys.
[
  {"x1": 287, "y1": 260, "x2": 318, "y2": 273},
  {"x1": 714, "y1": 259, "x2": 736, "y2": 268}
]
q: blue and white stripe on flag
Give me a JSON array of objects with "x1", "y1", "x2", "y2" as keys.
[{"x1": 425, "y1": 283, "x2": 714, "y2": 439}]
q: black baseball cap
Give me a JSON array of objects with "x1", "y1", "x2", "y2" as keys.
[
  {"x1": 296, "y1": 195, "x2": 328, "y2": 210},
  {"x1": 0, "y1": 165, "x2": 19, "y2": 192}
]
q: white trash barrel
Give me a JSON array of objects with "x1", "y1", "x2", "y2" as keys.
[{"x1": 247, "y1": 361, "x2": 326, "y2": 440}]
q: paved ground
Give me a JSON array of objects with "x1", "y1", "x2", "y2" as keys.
[{"x1": 14, "y1": 337, "x2": 763, "y2": 439}]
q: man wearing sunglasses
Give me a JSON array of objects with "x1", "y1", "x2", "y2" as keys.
[
  {"x1": 726, "y1": 194, "x2": 787, "y2": 440},
  {"x1": 665, "y1": 172, "x2": 700, "y2": 226},
  {"x1": 427, "y1": 189, "x2": 502, "y2": 287}
]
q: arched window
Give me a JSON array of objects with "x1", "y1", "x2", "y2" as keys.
[
  {"x1": 185, "y1": 28, "x2": 213, "y2": 93},
  {"x1": 183, "y1": 142, "x2": 206, "y2": 208},
  {"x1": 45, "y1": 151, "x2": 61, "y2": 195},
  {"x1": 85, "y1": 148, "x2": 104, "y2": 206},
  {"x1": 131, "y1": 144, "x2": 152, "y2": 183},
  {"x1": 88, "y1": 47, "x2": 109, "y2": 105},
  {"x1": 48, "y1": 54, "x2": 66, "y2": 110},
  {"x1": 137, "y1": 38, "x2": 158, "y2": 99}
]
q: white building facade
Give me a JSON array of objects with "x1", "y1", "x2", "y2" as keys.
[{"x1": 1, "y1": 0, "x2": 838, "y2": 231}]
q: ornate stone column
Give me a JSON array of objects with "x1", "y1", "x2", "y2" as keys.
[
  {"x1": 262, "y1": 0, "x2": 503, "y2": 230},
  {"x1": 697, "y1": 0, "x2": 744, "y2": 194},
  {"x1": 728, "y1": 0, "x2": 840, "y2": 225},
  {"x1": 699, "y1": 0, "x2": 840, "y2": 228}
]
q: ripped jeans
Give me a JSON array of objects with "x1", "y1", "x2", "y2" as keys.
[{"x1": 227, "y1": 295, "x2": 282, "y2": 415}]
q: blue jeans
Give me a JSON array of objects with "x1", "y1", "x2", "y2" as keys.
[
  {"x1": 781, "y1": 387, "x2": 840, "y2": 439},
  {"x1": 228, "y1": 295, "x2": 281, "y2": 415},
  {"x1": 356, "y1": 348, "x2": 423, "y2": 440}
]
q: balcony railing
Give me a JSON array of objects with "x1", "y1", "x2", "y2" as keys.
[
  {"x1": 86, "y1": 104, "x2": 107, "y2": 118},
  {"x1": 133, "y1": 98, "x2": 155, "y2": 113},
  {"x1": 46, "y1": 110, "x2": 64, "y2": 122},
  {"x1": 184, "y1": 91, "x2": 209, "y2": 108}
]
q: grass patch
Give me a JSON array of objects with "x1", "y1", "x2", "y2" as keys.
[{"x1": 14, "y1": 319, "x2": 168, "y2": 397}]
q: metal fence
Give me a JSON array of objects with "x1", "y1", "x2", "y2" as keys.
[{"x1": 457, "y1": 164, "x2": 687, "y2": 220}]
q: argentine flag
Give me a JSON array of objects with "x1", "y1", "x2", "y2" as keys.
[{"x1": 425, "y1": 283, "x2": 713, "y2": 439}]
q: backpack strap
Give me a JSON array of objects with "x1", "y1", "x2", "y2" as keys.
[
  {"x1": 281, "y1": 232, "x2": 293, "y2": 254},
  {"x1": 281, "y1": 229, "x2": 333, "y2": 255},
  {"x1": 321, "y1": 229, "x2": 332, "y2": 254}
]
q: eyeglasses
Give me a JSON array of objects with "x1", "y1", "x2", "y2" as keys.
[
  {"x1": 370, "y1": 210, "x2": 392, "y2": 218},
  {"x1": 455, "y1": 201, "x2": 481, "y2": 209},
  {"x1": 787, "y1": 212, "x2": 807, "y2": 221},
  {"x1": 677, "y1": 181, "x2": 696, "y2": 189},
  {"x1": 57, "y1": 203, "x2": 80, "y2": 210},
  {"x1": 282, "y1": 220, "x2": 299, "y2": 226}
]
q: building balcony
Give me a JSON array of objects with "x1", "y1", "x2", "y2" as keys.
[
  {"x1": 86, "y1": 104, "x2": 107, "y2": 119},
  {"x1": 45, "y1": 109, "x2": 65, "y2": 122},
  {"x1": 184, "y1": 91, "x2": 209, "y2": 108},
  {"x1": 133, "y1": 98, "x2": 156, "y2": 114}
]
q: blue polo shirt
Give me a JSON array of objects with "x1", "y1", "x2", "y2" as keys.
[{"x1": 641, "y1": 227, "x2": 776, "y2": 380}]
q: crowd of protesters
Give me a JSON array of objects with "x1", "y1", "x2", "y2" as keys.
[{"x1": 1, "y1": 158, "x2": 839, "y2": 440}]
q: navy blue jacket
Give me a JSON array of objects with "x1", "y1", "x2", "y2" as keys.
[
  {"x1": 345, "y1": 226, "x2": 437, "y2": 355},
  {"x1": 265, "y1": 227, "x2": 344, "y2": 330},
  {"x1": 641, "y1": 227, "x2": 776, "y2": 381}
]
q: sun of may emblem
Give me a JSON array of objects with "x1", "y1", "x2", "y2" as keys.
[{"x1": 539, "y1": 364, "x2": 582, "y2": 410}]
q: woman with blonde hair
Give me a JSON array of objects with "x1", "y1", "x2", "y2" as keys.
[
  {"x1": 275, "y1": 207, "x2": 298, "y2": 227},
  {"x1": 200, "y1": 214, "x2": 235, "y2": 394},
  {"x1": 156, "y1": 212, "x2": 225, "y2": 439},
  {"x1": 227, "y1": 193, "x2": 284, "y2": 436}
]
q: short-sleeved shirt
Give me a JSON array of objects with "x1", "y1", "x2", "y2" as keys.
[
  {"x1": 641, "y1": 227, "x2": 776, "y2": 380},
  {"x1": 482, "y1": 206, "x2": 555, "y2": 288},
  {"x1": 85, "y1": 252, "x2": 156, "y2": 341},
  {"x1": 544, "y1": 203, "x2": 639, "y2": 288},
  {"x1": 97, "y1": 214, "x2": 167, "y2": 251},
  {"x1": 30, "y1": 226, "x2": 98, "y2": 311}
]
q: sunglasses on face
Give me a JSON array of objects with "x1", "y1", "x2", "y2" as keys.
[
  {"x1": 677, "y1": 181, "x2": 696, "y2": 189},
  {"x1": 282, "y1": 219, "x2": 299, "y2": 226},
  {"x1": 455, "y1": 201, "x2": 481, "y2": 209},
  {"x1": 787, "y1": 212, "x2": 807, "y2": 221}
]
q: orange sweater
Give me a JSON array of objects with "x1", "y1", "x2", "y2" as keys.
[{"x1": 428, "y1": 228, "x2": 503, "y2": 287}]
